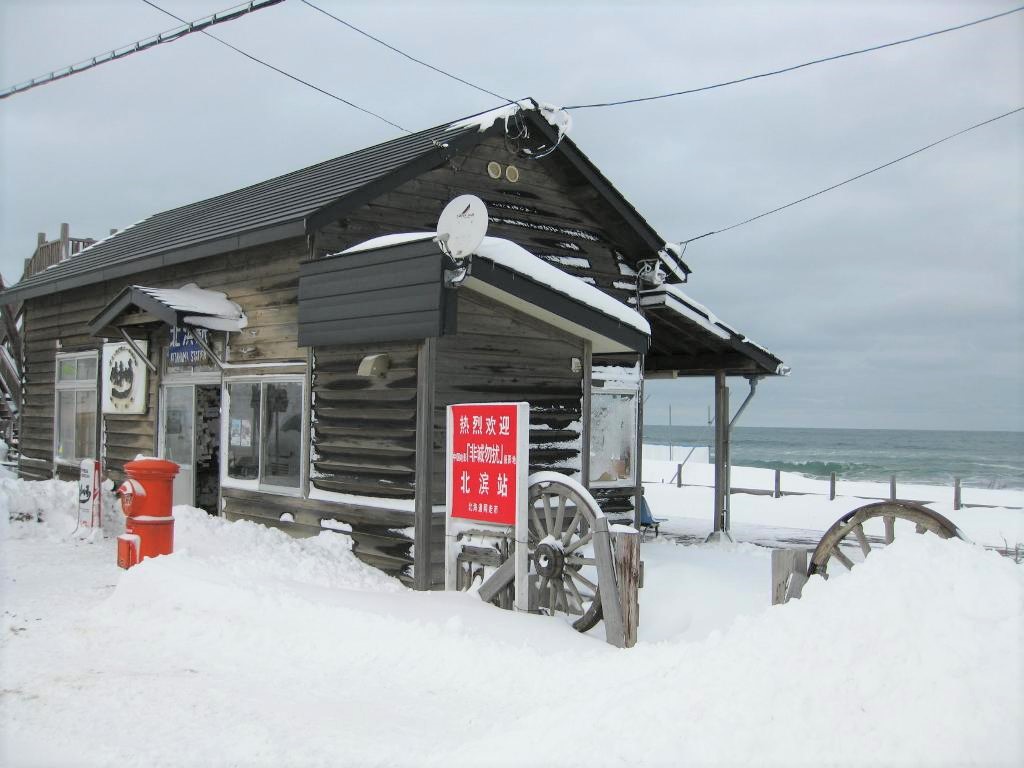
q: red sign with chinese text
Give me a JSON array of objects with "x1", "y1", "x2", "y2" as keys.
[{"x1": 448, "y1": 403, "x2": 522, "y2": 525}]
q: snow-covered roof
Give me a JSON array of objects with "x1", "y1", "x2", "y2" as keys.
[
  {"x1": 448, "y1": 100, "x2": 572, "y2": 141},
  {"x1": 136, "y1": 283, "x2": 247, "y2": 332},
  {"x1": 340, "y1": 233, "x2": 650, "y2": 336},
  {"x1": 643, "y1": 283, "x2": 732, "y2": 340},
  {"x1": 639, "y1": 283, "x2": 788, "y2": 376}
]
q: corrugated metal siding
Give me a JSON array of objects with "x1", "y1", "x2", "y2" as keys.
[{"x1": 297, "y1": 242, "x2": 449, "y2": 347}]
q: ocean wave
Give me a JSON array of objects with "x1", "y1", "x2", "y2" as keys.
[{"x1": 744, "y1": 460, "x2": 883, "y2": 479}]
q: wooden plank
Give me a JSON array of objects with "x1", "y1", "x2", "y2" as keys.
[
  {"x1": 611, "y1": 528, "x2": 640, "y2": 647},
  {"x1": 414, "y1": 338, "x2": 435, "y2": 591}
]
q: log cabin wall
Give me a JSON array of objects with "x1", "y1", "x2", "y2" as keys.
[
  {"x1": 309, "y1": 136, "x2": 647, "y2": 519},
  {"x1": 312, "y1": 136, "x2": 646, "y2": 307},
  {"x1": 18, "y1": 236, "x2": 306, "y2": 483},
  {"x1": 432, "y1": 290, "x2": 585, "y2": 508}
]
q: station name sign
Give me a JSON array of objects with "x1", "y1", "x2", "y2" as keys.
[
  {"x1": 447, "y1": 402, "x2": 528, "y2": 526},
  {"x1": 168, "y1": 326, "x2": 209, "y2": 366}
]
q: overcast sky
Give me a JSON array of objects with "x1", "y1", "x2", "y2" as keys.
[{"x1": 1, "y1": 0, "x2": 1020, "y2": 431}]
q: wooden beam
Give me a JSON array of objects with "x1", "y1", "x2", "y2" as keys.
[{"x1": 414, "y1": 337, "x2": 436, "y2": 591}]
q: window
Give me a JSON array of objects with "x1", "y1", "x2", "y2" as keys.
[
  {"x1": 54, "y1": 352, "x2": 98, "y2": 464},
  {"x1": 589, "y1": 389, "x2": 638, "y2": 487},
  {"x1": 223, "y1": 378, "x2": 304, "y2": 492}
]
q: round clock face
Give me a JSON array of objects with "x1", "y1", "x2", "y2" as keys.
[{"x1": 107, "y1": 346, "x2": 138, "y2": 411}]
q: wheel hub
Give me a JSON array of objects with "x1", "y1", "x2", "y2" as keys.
[{"x1": 534, "y1": 542, "x2": 564, "y2": 580}]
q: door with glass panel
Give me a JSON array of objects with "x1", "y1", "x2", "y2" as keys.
[
  {"x1": 160, "y1": 382, "x2": 222, "y2": 511},
  {"x1": 161, "y1": 385, "x2": 196, "y2": 507}
]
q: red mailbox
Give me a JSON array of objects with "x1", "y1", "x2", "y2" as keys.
[{"x1": 116, "y1": 458, "x2": 179, "y2": 569}]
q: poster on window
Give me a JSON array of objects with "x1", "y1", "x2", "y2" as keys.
[{"x1": 102, "y1": 341, "x2": 148, "y2": 414}]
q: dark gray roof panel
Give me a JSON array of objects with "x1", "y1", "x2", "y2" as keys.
[{"x1": 4, "y1": 120, "x2": 477, "y2": 302}]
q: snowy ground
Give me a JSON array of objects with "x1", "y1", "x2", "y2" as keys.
[{"x1": 2, "y1": 462, "x2": 1022, "y2": 767}]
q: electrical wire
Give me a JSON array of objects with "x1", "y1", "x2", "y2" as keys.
[
  {"x1": 1, "y1": 0, "x2": 285, "y2": 100},
  {"x1": 679, "y1": 106, "x2": 1024, "y2": 245},
  {"x1": 566, "y1": 6, "x2": 1024, "y2": 110},
  {"x1": 299, "y1": 0, "x2": 515, "y2": 106},
  {"x1": 140, "y1": 0, "x2": 411, "y2": 133}
]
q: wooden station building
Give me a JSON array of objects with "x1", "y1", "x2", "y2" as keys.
[{"x1": 1, "y1": 100, "x2": 784, "y2": 588}]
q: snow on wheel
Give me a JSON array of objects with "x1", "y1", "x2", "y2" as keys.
[
  {"x1": 527, "y1": 473, "x2": 605, "y2": 633},
  {"x1": 808, "y1": 500, "x2": 967, "y2": 578}
]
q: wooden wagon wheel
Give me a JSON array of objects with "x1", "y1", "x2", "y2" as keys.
[
  {"x1": 808, "y1": 500, "x2": 966, "y2": 578},
  {"x1": 527, "y1": 475, "x2": 604, "y2": 633}
]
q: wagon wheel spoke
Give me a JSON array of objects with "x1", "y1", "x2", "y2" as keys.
[
  {"x1": 915, "y1": 523, "x2": 927, "y2": 534},
  {"x1": 554, "y1": 495, "x2": 567, "y2": 538},
  {"x1": 561, "y1": 508, "x2": 582, "y2": 547},
  {"x1": 565, "y1": 531, "x2": 593, "y2": 555},
  {"x1": 830, "y1": 545, "x2": 855, "y2": 571},
  {"x1": 563, "y1": 575, "x2": 585, "y2": 612},
  {"x1": 565, "y1": 556, "x2": 596, "y2": 567},
  {"x1": 530, "y1": 508, "x2": 546, "y2": 541},
  {"x1": 542, "y1": 495, "x2": 554, "y2": 535},
  {"x1": 567, "y1": 567, "x2": 598, "y2": 593},
  {"x1": 853, "y1": 523, "x2": 872, "y2": 557}
]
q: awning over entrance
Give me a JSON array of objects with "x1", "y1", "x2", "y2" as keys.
[
  {"x1": 639, "y1": 284, "x2": 787, "y2": 377},
  {"x1": 87, "y1": 283, "x2": 247, "y2": 338},
  {"x1": 298, "y1": 234, "x2": 651, "y2": 355}
]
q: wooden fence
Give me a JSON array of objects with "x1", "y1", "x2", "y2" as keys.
[{"x1": 662, "y1": 464, "x2": 1021, "y2": 511}]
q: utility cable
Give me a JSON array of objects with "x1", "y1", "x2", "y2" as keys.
[
  {"x1": 567, "y1": 6, "x2": 1024, "y2": 110},
  {"x1": 679, "y1": 106, "x2": 1024, "y2": 245},
  {"x1": 1, "y1": 0, "x2": 285, "y2": 100},
  {"x1": 299, "y1": 0, "x2": 515, "y2": 105},
  {"x1": 140, "y1": 0, "x2": 410, "y2": 133}
]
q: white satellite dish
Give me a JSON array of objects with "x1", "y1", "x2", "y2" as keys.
[{"x1": 436, "y1": 195, "x2": 488, "y2": 259}]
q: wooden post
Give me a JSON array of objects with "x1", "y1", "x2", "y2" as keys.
[
  {"x1": 676, "y1": 463, "x2": 683, "y2": 488},
  {"x1": 829, "y1": 472, "x2": 836, "y2": 501},
  {"x1": 580, "y1": 341, "x2": 592, "y2": 488},
  {"x1": 593, "y1": 516, "x2": 626, "y2": 648},
  {"x1": 712, "y1": 371, "x2": 729, "y2": 533},
  {"x1": 889, "y1": 475, "x2": 897, "y2": 502},
  {"x1": 953, "y1": 477, "x2": 961, "y2": 510},
  {"x1": 611, "y1": 528, "x2": 640, "y2": 648},
  {"x1": 633, "y1": 354, "x2": 645, "y2": 531},
  {"x1": 771, "y1": 549, "x2": 808, "y2": 605},
  {"x1": 773, "y1": 469, "x2": 781, "y2": 499},
  {"x1": 413, "y1": 338, "x2": 436, "y2": 591},
  {"x1": 59, "y1": 222, "x2": 70, "y2": 261}
]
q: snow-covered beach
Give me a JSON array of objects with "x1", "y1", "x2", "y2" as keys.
[{"x1": 2, "y1": 456, "x2": 1021, "y2": 767}]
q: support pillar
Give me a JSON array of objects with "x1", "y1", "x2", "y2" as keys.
[
  {"x1": 707, "y1": 371, "x2": 733, "y2": 543},
  {"x1": 414, "y1": 338, "x2": 436, "y2": 590}
]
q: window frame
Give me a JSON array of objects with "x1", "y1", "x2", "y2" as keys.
[
  {"x1": 53, "y1": 350, "x2": 99, "y2": 467},
  {"x1": 220, "y1": 375, "x2": 307, "y2": 497}
]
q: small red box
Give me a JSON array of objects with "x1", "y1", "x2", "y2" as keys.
[{"x1": 117, "y1": 534, "x2": 139, "y2": 569}]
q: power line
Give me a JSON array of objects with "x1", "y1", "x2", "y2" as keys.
[
  {"x1": 680, "y1": 106, "x2": 1024, "y2": 245},
  {"x1": 1, "y1": 0, "x2": 285, "y2": 100},
  {"x1": 299, "y1": 0, "x2": 515, "y2": 105},
  {"x1": 567, "y1": 6, "x2": 1024, "y2": 110},
  {"x1": 140, "y1": 0, "x2": 411, "y2": 133}
]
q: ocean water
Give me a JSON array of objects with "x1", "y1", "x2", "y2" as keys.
[{"x1": 642, "y1": 425, "x2": 1024, "y2": 490}]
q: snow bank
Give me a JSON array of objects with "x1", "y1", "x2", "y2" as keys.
[{"x1": 1, "y1": 469, "x2": 1020, "y2": 766}]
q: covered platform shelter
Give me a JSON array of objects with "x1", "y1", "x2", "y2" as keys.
[{"x1": 637, "y1": 282, "x2": 788, "y2": 539}]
